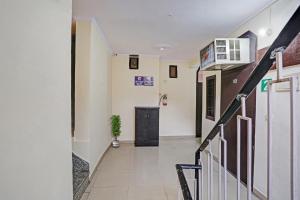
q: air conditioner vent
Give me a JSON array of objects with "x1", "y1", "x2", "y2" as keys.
[{"x1": 200, "y1": 38, "x2": 250, "y2": 71}]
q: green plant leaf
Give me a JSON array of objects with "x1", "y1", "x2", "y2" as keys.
[{"x1": 111, "y1": 115, "x2": 121, "y2": 137}]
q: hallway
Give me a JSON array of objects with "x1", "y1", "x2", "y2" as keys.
[
  {"x1": 1, "y1": 1, "x2": 300, "y2": 200},
  {"x1": 81, "y1": 138, "x2": 259, "y2": 200},
  {"x1": 81, "y1": 138, "x2": 199, "y2": 200}
]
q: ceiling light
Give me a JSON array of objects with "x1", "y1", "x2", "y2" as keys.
[
  {"x1": 258, "y1": 28, "x2": 267, "y2": 37},
  {"x1": 155, "y1": 44, "x2": 171, "y2": 51},
  {"x1": 258, "y1": 28, "x2": 272, "y2": 37}
]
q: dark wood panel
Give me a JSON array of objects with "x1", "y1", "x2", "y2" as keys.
[
  {"x1": 256, "y1": 33, "x2": 300, "y2": 70},
  {"x1": 135, "y1": 107, "x2": 159, "y2": 146},
  {"x1": 284, "y1": 33, "x2": 300, "y2": 66}
]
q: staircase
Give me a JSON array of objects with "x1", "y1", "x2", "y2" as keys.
[
  {"x1": 72, "y1": 153, "x2": 90, "y2": 200},
  {"x1": 176, "y1": 6, "x2": 300, "y2": 200}
]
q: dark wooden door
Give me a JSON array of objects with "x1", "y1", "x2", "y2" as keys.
[
  {"x1": 135, "y1": 107, "x2": 159, "y2": 146},
  {"x1": 196, "y1": 70, "x2": 203, "y2": 138}
]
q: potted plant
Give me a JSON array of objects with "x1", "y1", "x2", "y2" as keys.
[{"x1": 111, "y1": 115, "x2": 121, "y2": 148}]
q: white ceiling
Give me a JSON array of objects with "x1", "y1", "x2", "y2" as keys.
[{"x1": 73, "y1": 0, "x2": 275, "y2": 61}]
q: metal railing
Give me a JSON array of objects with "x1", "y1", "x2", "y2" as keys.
[{"x1": 176, "y1": 6, "x2": 300, "y2": 200}]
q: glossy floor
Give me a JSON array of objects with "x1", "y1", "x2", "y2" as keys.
[{"x1": 81, "y1": 138, "x2": 259, "y2": 200}]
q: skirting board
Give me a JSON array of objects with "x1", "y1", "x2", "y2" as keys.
[
  {"x1": 160, "y1": 135, "x2": 196, "y2": 140},
  {"x1": 120, "y1": 140, "x2": 134, "y2": 144},
  {"x1": 119, "y1": 136, "x2": 197, "y2": 143},
  {"x1": 89, "y1": 144, "x2": 111, "y2": 180}
]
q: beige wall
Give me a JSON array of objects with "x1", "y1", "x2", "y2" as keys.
[
  {"x1": 111, "y1": 56, "x2": 198, "y2": 140},
  {"x1": 73, "y1": 20, "x2": 91, "y2": 160},
  {"x1": 159, "y1": 60, "x2": 197, "y2": 136},
  {"x1": 0, "y1": 1, "x2": 73, "y2": 199},
  {"x1": 73, "y1": 19, "x2": 112, "y2": 174},
  {"x1": 112, "y1": 54, "x2": 160, "y2": 141}
]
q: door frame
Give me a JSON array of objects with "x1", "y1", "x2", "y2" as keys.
[{"x1": 196, "y1": 67, "x2": 203, "y2": 138}]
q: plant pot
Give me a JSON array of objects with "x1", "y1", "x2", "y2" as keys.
[{"x1": 112, "y1": 137, "x2": 120, "y2": 148}]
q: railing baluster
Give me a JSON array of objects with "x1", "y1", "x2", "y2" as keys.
[
  {"x1": 224, "y1": 135, "x2": 228, "y2": 200},
  {"x1": 290, "y1": 77, "x2": 294, "y2": 200},
  {"x1": 237, "y1": 114, "x2": 241, "y2": 200},
  {"x1": 267, "y1": 80, "x2": 272, "y2": 200},
  {"x1": 195, "y1": 156, "x2": 200, "y2": 200},
  {"x1": 199, "y1": 158, "x2": 203, "y2": 200},
  {"x1": 290, "y1": 76, "x2": 298, "y2": 200},
  {"x1": 246, "y1": 117, "x2": 252, "y2": 200},
  {"x1": 237, "y1": 95, "x2": 252, "y2": 200},
  {"x1": 219, "y1": 124, "x2": 228, "y2": 200},
  {"x1": 207, "y1": 140, "x2": 213, "y2": 200}
]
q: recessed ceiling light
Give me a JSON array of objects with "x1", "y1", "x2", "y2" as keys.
[
  {"x1": 258, "y1": 28, "x2": 272, "y2": 37},
  {"x1": 155, "y1": 44, "x2": 171, "y2": 51},
  {"x1": 258, "y1": 28, "x2": 267, "y2": 37}
]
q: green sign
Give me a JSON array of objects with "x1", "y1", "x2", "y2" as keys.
[{"x1": 261, "y1": 78, "x2": 272, "y2": 92}]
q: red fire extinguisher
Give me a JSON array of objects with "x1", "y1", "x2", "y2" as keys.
[{"x1": 160, "y1": 94, "x2": 168, "y2": 106}]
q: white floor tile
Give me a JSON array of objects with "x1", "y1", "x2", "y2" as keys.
[
  {"x1": 88, "y1": 186, "x2": 128, "y2": 200},
  {"x1": 128, "y1": 185, "x2": 167, "y2": 200},
  {"x1": 80, "y1": 192, "x2": 90, "y2": 200},
  {"x1": 85, "y1": 138, "x2": 259, "y2": 200}
]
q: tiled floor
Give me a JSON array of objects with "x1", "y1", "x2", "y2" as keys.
[{"x1": 81, "y1": 138, "x2": 259, "y2": 200}]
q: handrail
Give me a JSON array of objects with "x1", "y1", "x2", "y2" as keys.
[
  {"x1": 196, "y1": 6, "x2": 300, "y2": 156},
  {"x1": 176, "y1": 164, "x2": 202, "y2": 200}
]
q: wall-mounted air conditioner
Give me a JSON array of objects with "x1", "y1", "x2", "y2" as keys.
[{"x1": 200, "y1": 38, "x2": 250, "y2": 70}]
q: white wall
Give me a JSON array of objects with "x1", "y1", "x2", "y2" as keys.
[
  {"x1": 254, "y1": 67, "x2": 300, "y2": 199},
  {"x1": 159, "y1": 61, "x2": 197, "y2": 136},
  {"x1": 73, "y1": 19, "x2": 112, "y2": 174},
  {"x1": 230, "y1": 0, "x2": 300, "y2": 50},
  {"x1": 230, "y1": 0, "x2": 300, "y2": 197},
  {"x1": 112, "y1": 54, "x2": 160, "y2": 141},
  {"x1": 0, "y1": 1, "x2": 73, "y2": 200}
]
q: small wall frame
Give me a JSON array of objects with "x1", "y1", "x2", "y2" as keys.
[
  {"x1": 169, "y1": 65, "x2": 178, "y2": 78},
  {"x1": 129, "y1": 55, "x2": 139, "y2": 70}
]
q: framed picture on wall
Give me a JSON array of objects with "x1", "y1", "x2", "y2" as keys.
[
  {"x1": 169, "y1": 65, "x2": 177, "y2": 78},
  {"x1": 129, "y1": 55, "x2": 139, "y2": 69}
]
